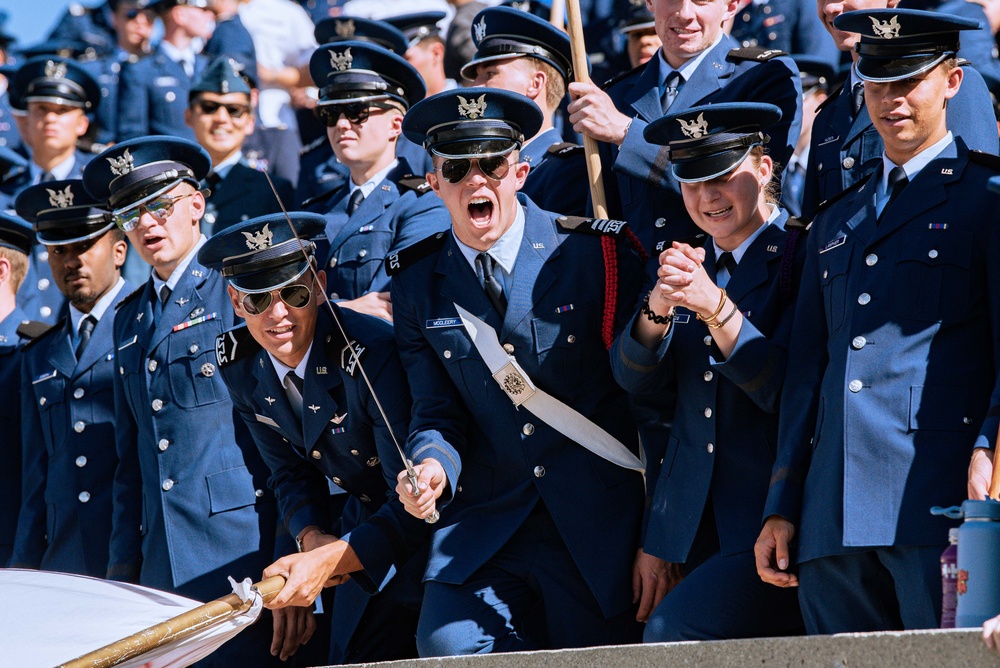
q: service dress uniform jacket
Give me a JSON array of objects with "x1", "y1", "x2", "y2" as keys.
[
  {"x1": 116, "y1": 46, "x2": 208, "y2": 141},
  {"x1": 518, "y1": 127, "x2": 588, "y2": 217},
  {"x1": 47, "y1": 1, "x2": 117, "y2": 59},
  {"x1": 219, "y1": 305, "x2": 429, "y2": 662},
  {"x1": 392, "y1": 195, "x2": 646, "y2": 625},
  {"x1": 203, "y1": 15, "x2": 258, "y2": 84},
  {"x1": 11, "y1": 281, "x2": 135, "y2": 576},
  {"x1": 81, "y1": 49, "x2": 140, "y2": 146},
  {"x1": 765, "y1": 138, "x2": 1000, "y2": 563},
  {"x1": 0, "y1": 307, "x2": 30, "y2": 566},
  {"x1": 202, "y1": 161, "x2": 293, "y2": 237},
  {"x1": 799, "y1": 65, "x2": 998, "y2": 221},
  {"x1": 601, "y1": 35, "x2": 802, "y2": 250},
  {"x1": 108, "y1": 258, "x2": 284, "y2": 600},
  {"x1": 0, "y1": 91, "x2": 22, "y2": 152},
  {"x1": 730, "y1": 0, "x2": 839, "y2": 67},
  {"x1": 309, "y1": 157, "x2": 451, "y2": 301}
]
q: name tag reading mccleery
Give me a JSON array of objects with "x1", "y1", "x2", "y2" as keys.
[
  {"x1": 426, "y1": 317, "x2": 462, "y2": 329},
  {"x1": 492, "y1": 359, "x2": 536, "y2": 408}
]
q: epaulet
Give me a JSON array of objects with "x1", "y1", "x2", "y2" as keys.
[
  {"x1": 727, "y1": 46, "x2": 787, "y2": 62},
  {"x1": 299, "y1": 135, "x2": 328, "y2": 157},
  {"x1": 556, "y1": 215, "x2": 629, "y2": 237},
  {"x1": 814, "y1": 176, "x2": 866, "y2": 216},
  {"x1": 300, "y1": 186, "x2": 338, "y2": 210},
  {"x1": 815, "y1": 81, "x2": 845, "y2": 113},
  {"x1": 969, "y1": 150, "x2": 1000, "y2": 171},
  {"x1": 397, "y1": 175, "x2": 433, "y2": 195},
  {"x1": 115, "y1": 285, "x2": 146, "y2": 310},
  {"x1": 546, "y1": 142, "x2": 583, "y2": 158},
  {"x1": 385, "y1": 230, "x2": 448, "y2": 276},
  {"x1": 785, "y1": 216, "x2": 809, "y2": 231},
  {"x1": 653, "y1": 232, "x2": 707, "y2": 254},
  {"x1": 18, "y1": 319, "x2": 59, "y2": 346},
  {"x1": 215, "y1": 325, "x2": 261, "y2": 368},
  {"x1": 601, "y1": 62, "x2": 646, "y2": 91}
]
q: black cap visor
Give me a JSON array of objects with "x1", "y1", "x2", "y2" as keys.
[
  {"x1": 856, "y1": 50, "x2": 951, "y2": 82},
  {"x1": 424, "y1": 121, "x2": 523, "y2": 155},
  {"x1": 669, "y1": 132, "x2": 765, "y2": 183},
  {"x1": 36, "y1": 210, "x2": 114, "y2": 246},
  {"x1": 223, "y1": 239, "x2": 316, "y2": 293}
]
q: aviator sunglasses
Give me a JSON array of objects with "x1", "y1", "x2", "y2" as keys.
[
  {"x1": 435, "y1": 155, "x2": 513, "y2": 184},
  {"x1": 113, "y1": 192, "x2": 195, "y2": 232},
  {"x1": 194, "y1": 99, "x2": 251, "y2": 119},
  {"x1": 315, "y1": 102, "x2": 396, "y2": 127},
  {"x1": 241, "y1": 283, "x2": 313, "y2": 316}
]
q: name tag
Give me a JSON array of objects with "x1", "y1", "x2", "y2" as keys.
[
  {"x1": 426, "y1": 317, "x2": 462, "y2": 328},
  {"x1": 819, "y1": 235, "x2": 846, "y2": 254},
  {"x1": 255, "y1": 414, "x2": 279, "y2": 427},
  {"x1": 154, "y1": 76, "x2": 179, "y2": 87},
  {"x1": 818, "y1": 135, "x2": 840, "y2": 146},
  {"x1": 117, "y1": 335, "x2": 138, "y2": 350},
  {"x1": 32, "y1": 369, "x2": 58, "y2": 385},
  {"x1": 673, "y1": 314, "x2": 691, "y2": 325}
]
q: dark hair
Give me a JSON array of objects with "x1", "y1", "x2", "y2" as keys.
[{"x1": 749, "y1": 145, "x2": 779, "y2": 205}]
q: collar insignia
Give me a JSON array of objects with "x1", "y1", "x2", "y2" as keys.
[
  {"x1": 265, "y1": 396, "x2": 276, "y2": 404},
  {"x1": 308, "y1": 404, "x2": 320, "y2": 413}
]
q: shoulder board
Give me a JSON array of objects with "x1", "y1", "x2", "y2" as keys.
[
  {"x1": 727, "y1": 46, "x2": 787, "y2": 63},
  {"x1": 556, "y1": 216, "x2": 629, "y2": 236},
  {"x1": 397, "y1": 175, "x2": 433, "y2": 195},
  {"x1": 784, "y1": 215, "x2": 809, "y2": 231},
  {"x1": 215, "y1": 325, "x2": 261, "y2": 368},
  {"x1": 654, "y1": 232, "x2": 707, "y2": 254},
  {"x1": 18, "y1": 320, "x2": 59, "y2": 346},
  {"x1": 546, "y1": 142, "x2": 583, "y2": 158},
  {"x1": 299, "y1": 135, "x2": 328, "y2": 157},
  {"x1": 300, "y1": 186, "x2": 339, "y2": 210},
  {"x1": 115, "y1": 285, "x2": 146, "y2": 310},
  {"x1": 601, "y1": 62, "x2": 647, "y2": 91},
  {"x1": 385, "y1": 230, "x2": 448, "y2": 276},
  {"x1": 815, "y1": 81, "x2": 845, "y2": 113},
  {"x1": 814, "y1": 176, "x2": 867, "y2": 216},
  {"x1": 969, "y1": 150, "x2": 1000, "y2": 171}
]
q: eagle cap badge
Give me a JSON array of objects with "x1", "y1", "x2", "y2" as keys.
[
  {"x1": 329, "y1": 47, "x2": 353, "y2": 72},
  {"x1": 47, "y1": 184, "x2": 74, "y2": 209},
  {"x1": 242, "y1": 222, "x2": 273, "y2": 250},
  {"x1": 107, "y1": 147, "x2": 134, "y2": 176},
  {"x1": 678, "y1": 112, "x2": 709, "y2": 139},
  {"x1": 458, "y1": 94, "x2": 488, "y2": 119},
  {"x1": 871, "y1": 15, "x2": 901, "y2": 39},
  {"x1": 335, "y1": 19, "x2": 355, "y2": 38},
  {"x1": 473, "y1": 16, "x2": 487, "y2": 43},
  {"x1": 44, "y1": 60, "x2": 68, "y2": 79}
]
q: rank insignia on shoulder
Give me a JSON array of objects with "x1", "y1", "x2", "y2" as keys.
[
  {"x1": 556, "y1": 216, "x2": 628, "y2": 236},
  {"x1": 341, "y1": 341, "x2": 365, "y2": 377},
  {"x1": 728, "y1": 46, "x2": 787, "y2": 62},
  {"x1": 216, "y1": 326, "x2": 261, "y2": 367},
  {"x1": 385, "y1": 231, "x2": 448, "y2": 276},
  {"x1": 397, "y1": 175, "x2": 433, "y2": 195},
  {"x1": 17, "y1": 320, "x2": 57, "y2": 343},
  {"x1": 546, "y1": 142, "x2": 583, "y2": 157}
]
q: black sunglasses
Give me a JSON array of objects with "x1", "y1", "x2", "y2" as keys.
[
  {"x1": 194, "y1": 99, "x2": 251, "y2": 119},
  {"x1": 435, "y1": 155, "x2": 513, "y2": 184},
  {"x1": 241, "y1": 284, "x2": 313, "y2": 316},
  {"x1": 315, "y1": 102, "x2": 395, "y2": 127}
]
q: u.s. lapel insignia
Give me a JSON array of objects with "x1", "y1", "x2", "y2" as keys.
[
  {"x1": 532, "y1": 242, "x2": 544, "y2": 249},
  {"x1": 265, "y1": 396, "x2": 276, "y2": 405},
  {"x1": 308, "y1": 404, "x2": 320, "y2": 413},
  {"x1": 331, "y1": 413, "x2": 346, "y2": 424},
  {"x1": 316, "y1": 366, "x2": 328, "y2": 375},
  {"x1": 191, "y1": 269, "x2": 203, "y2": 278},
  {"x1": 767, "y1": 244, "x2": 779, "y2": 253}
]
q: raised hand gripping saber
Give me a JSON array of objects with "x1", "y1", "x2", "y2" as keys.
[{"x1": 262, "y1": 171, "x2": 439, "y2": 524}]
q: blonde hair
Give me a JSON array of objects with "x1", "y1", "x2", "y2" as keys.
[{"x1": 0, "y1": 247, "x2": 28, "y2": 292}]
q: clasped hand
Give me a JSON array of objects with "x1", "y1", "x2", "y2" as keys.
[{"x1": 650, "y1": 242, "x2": 724, "y2": 319}]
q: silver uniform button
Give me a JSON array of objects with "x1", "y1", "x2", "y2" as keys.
[
  {"x1": 41, "y1": 306, "x2": 52, "y2": 318},
  {"x1": 73, "y1": 387, "x2": 85, "y2": 399},
  {"x1": 703, "y1": 336, "x2": 712, "y2": 346},
  {"x1": 189, "y1": 344, "x2": 199, "y2": 354},
  {"x1": 706, "y1": 443, "x2": 714, "y2": 454},
  {"x1": 443, "y1": 350, "x2": 452, "y2": 359},
  {"x1": 849, "y1": 379, "x2": 863, "y2": 393},
  {"x1": 162, "y1": 479, "x2": 174, "y2": 491},
  {"x1": 75, "y1": 456, "x2": 87, "y2": 467},
  {"x1": 148, "y1": 359, "x2": 158, "y2": 372},
  {"x1": 74, "y1": 421, "x2": 86, "y2": 433},
  {"x1": 823, "y1": 270, "x2": 828, "y2": 279},
  {"x1": 311, "y1": 450, "x2": 322, "y2": 459},
  {"x1": 332, "y1": 477, "x2": 342, "y2": 486},
  {"x1": 703, "y1": 371, "x2": 714, "y2": 382},
  {"x1": 152, "y1": 399, "x2": 163, "y2": 411},
  {"x1": 503, "y1": 343, "x2": 515, "y2": 354},
  {"x1": 330, "y1": 292, "x2": 339, "y2": 300},
  {"x1": 358, "y1": 249, "x2": 367, "y2": 258},
  {"x1": 566, "y1": 335, "x2": 576, "y2": 344},
  {"x1": 78, "y1": 491, "x2": 91, "y2": 503},
  {"x1": 928, "y1": 249, "x2": 939, "y2": 259},
  {"x1": 522, "y1": 423, "x2": 535, "y2": 436},
  {"x1": 858, "y1": 293, "x2": 871, "y2": 305},
  {"x1": 330, "y1": 257, "x2": 337, "y2": 268},
  {"x1": 842, "y1": 157, "x2": 855, "y2": 169},
  {"x1": 38, "y1": 278, "x2": 50, "y2": 290},
  {"x1": 654, "y1": 217, "x2": 666, "y2": 228},
  {"x1": 964, "y1": 417, "x2": 973, "y2": 425},
  {"x1": 351, "y1": 449, "x2": 360, "y2": 456},
  {"x1": 852, "y1": 336, "x2": 866, "y2": 350},
  {"x1": 165, "y1": 91, "x2": 175, "y2": 102},
  {"x1": 533, "y1": 466, "x2": 545, "y2": 478},
  {"x1": 704, "y1": 408, "x2": 713, "y2": 418},
  {"x1": 866, "y1": 254, "x2": 878, "y2": 266},
  {"x1": 38, "y1": 250, "x2": 49, "y2": 262},
  {"x1": 359, "y1": 494, "x2": 371, "y2": 502},
  {"x1": 255, "y1": 489, "x2": 264, "y2": 498},
  {"x1": 158, "y1": 439, "x2": 169, "y2": 451},
  {"x1": 39, "y1": 397, "x2": 47, "y2": 406}
]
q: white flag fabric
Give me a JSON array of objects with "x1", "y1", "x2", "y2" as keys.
[{"x1": 0, "y1": 569, "x2": 262, "y2": 668}]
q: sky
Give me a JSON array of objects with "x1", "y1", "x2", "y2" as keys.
[{"x1": 2, "y1": 0, "x2": 74, "y2": 49}]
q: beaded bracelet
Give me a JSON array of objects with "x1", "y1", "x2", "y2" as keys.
[
  {"x1": 696, "y1": 288, "x2": 728, "y2": 324},
  {"x1": 641, "y1": 292, "x2": 673, "y2": 325}
]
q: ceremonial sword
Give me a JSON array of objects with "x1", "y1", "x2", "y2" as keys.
[{"x1": 262, "y1": 171, "x2": 439, "y2": 524}]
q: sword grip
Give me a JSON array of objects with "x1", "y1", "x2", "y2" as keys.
[{"x1": 407, "y1": 460, "x2": 439, "y2": 525}]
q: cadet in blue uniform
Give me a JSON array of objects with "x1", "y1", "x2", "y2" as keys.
[
  {"x1": 568, "y1": 0, "x2": 803, "y2": 253},
  {"x1": 202, "y1": 0, "x2": 258, "y2": 84},
  {"x1": 3, "y1": 57, "x2": 102, "y2": 325},
  {"x1": 185, "y1": 57, "x2": 293, "y2": 236},
  {"x1": 612, "y1": 102, "x2": 804, "y2": 641},
  {"x1": 384, "y1": 12, "x2": 456, "y2": 98},
  {"x1": 0, "y1": 12, "x2": 21, "y2": 152},
  {"x1": 0, "y1": 214, "x2": 35, "y2": 566},
  {"x1": 46, "y1": 1, "x2": 118, "y2": 60},
  {"x1": 10, "y1": 179, "x2": 132, "y2": 577},
  {"x1": 464, "y1": 6, "x2": 589, "y2": 217},
  {"x1": 799, "y1": 0, "x2": 998, "y2": 221},
  {"x1": 83, "y1": 137, "x2": 305, "y2": 666},
  {"x1": 305, "y1": 41, "x2": 449, "y2": 321},
  {"x1": 617, "y1": 0, "x2": 661, "y2": 70},
  {"x1": 730, "y1": 0, "x2": 839, "y2": 68},
  {"x1": 115, "y1": 0, "x2": 214, "y2": 140},
  {"x1": 781, "y1": 55, "x2": 834, "y2": 218},
  {"x1": 393, "y1": 87, "x2": 646, "y2": 655},
  {"x1": 201, "y1": 212, "x2": 429, "y2": 663},
  {"x1": 757, "y1": 10, "x2": 1000, "y2": 633}
]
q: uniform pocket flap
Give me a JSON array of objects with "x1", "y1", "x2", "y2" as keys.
[{"x1": 206, "y1": 466, "x2": 257, "y2": 514}]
